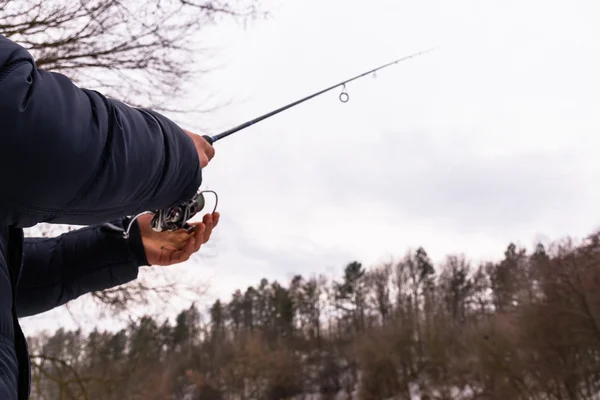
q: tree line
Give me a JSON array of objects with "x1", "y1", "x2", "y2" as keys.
[{"x1": 26, "y1": 231, "x2": 600, "y2": 399}]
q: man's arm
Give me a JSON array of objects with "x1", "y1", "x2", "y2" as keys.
[
  {"x1": 16, "y1": 211, "x2": 219, "y2": 317},
  {"x1": 0, "y1": 34, "x2": 205, "y2": 227},
  {"x1": 15, "y1": 219, "x2": 148, "y2": 318}
]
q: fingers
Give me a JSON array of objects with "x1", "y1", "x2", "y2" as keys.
[
  {"x1": 189, "y1": 212, "x2": 219, "y2": 245},
  {"x1": 190, "y1": 224, "x2": 205, "y2": 253},
  {"x1": 212, "y1": 212, "x2": 220, "y2": 228},
  {"x1": 184, "y1": 130, "x2": 215, "y2": 169},
  {"x1": 203, "y1": 139, "x2": 215, "y2": 162},
  {"x1": 201, "y1": 212, "x2": 217, "y2": 243},
  {"x1": 167, "y1": 212, "x2": 220, "y2": 264}
]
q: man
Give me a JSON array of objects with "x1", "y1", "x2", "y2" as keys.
[{"x1": 0, "y1": 33, "x2": 217, "y2": 399}]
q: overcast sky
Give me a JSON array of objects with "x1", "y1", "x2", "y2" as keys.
[{"x1": 20, "y1": 0, "x2": 600, "y2": 333}]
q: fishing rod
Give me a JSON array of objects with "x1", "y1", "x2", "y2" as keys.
[
  {"x1": 201, "y1": 46, "x2": 439, "y2": 145},
  {"x1": 122, "y1": 47, "x2": 439, "y2": 237}
]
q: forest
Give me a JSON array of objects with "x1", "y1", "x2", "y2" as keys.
[{"x1": 25, "y1": 231, "x2": 600, "y2": 400}]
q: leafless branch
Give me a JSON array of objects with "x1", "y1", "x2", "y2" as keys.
[{"x1": 1, "y1": 0, "x2": 265, "y2": 112}]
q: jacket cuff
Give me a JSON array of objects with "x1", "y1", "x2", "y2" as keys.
[{"x1": 124, "y1": 217, "x2": 149, "y2": 266}]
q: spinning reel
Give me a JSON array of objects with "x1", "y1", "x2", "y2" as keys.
[
  {"x1": 122, "y1": 190, "x2": 218, "y2": 238},
  {"x1": 151, "y1": 189, "x2": 218, "y2": 232}
]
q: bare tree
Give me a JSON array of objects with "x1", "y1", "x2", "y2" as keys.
[{"x1": 1, "y1": 0, "x2": 265, "y2": 111}]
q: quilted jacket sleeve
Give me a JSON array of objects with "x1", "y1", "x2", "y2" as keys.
[
  {"x1": 0, "y1": 34, "x2": 202, "y2": 227},
  {"x1": 15, "y1": 219, "x2": 148, "y2": 317}
]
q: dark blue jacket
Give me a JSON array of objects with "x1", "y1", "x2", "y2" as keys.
[{"x1": 0, "y1": 34, "x2": 203, "y2": 399}]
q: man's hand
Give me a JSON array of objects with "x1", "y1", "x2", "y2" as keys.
[
  {"x1": 135, "y1": 212, "x2": 220, "y2": 266},
  {"x1": 185, "y1": 130, "x2": 215, "y2": 169}
]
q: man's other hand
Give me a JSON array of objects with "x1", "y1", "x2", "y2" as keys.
[
  {"x1": 136, "y1": 212, "x2": 220, "y2": 266},
  {"x1": 185, "y1": 130, "x2": 215, "y2": 169}
]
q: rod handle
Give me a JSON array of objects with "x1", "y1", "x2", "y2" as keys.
[{"x1": 202, "y1": 135, "x2": 214, "y2": 145}]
